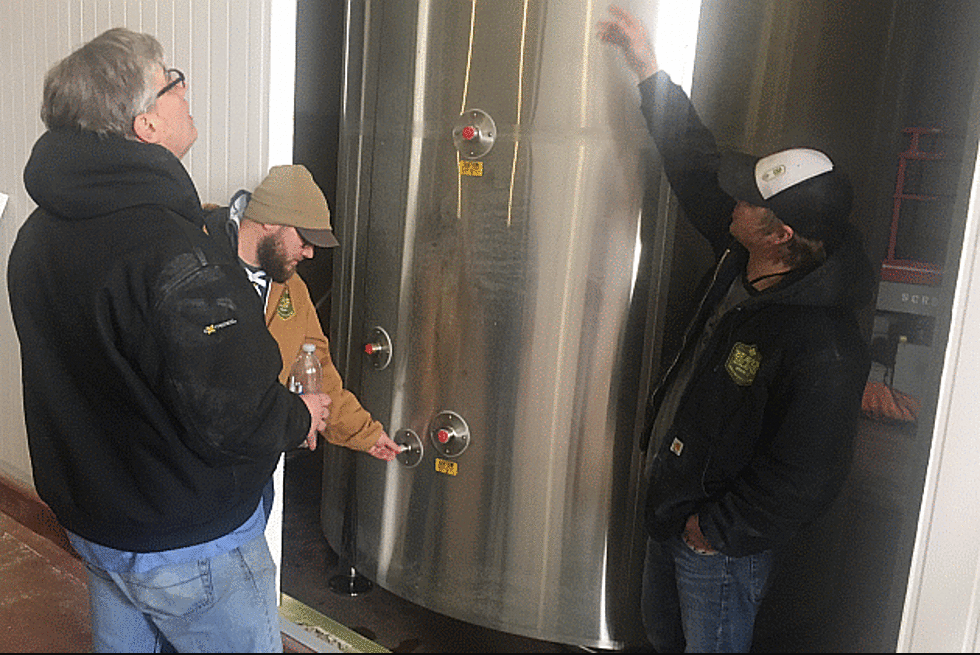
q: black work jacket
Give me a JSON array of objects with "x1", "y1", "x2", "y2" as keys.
[
  {"x1": 8, "y1": 130, "x2": 310, "y2": 552},
  {"x1": 639, "y1": 73, "x2": 874, "y2": 557}
]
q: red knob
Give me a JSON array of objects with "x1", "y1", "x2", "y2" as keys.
[
  {"x1": 461, "y1": 125, "x2": 476, "y2": 140},
  {"x1": 365, "y1": 342, "x2": 388, "y2": 355},
  {"x1": 437, "y1": 429, "x2": 451, "y2": 444}
]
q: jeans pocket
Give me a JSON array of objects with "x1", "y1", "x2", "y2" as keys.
[{"x1": 125, "y1": 560, "x2": 214, "y2": 619}]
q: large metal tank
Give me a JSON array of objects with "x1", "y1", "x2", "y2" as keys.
[{"x1": 322, "y1": 0, "x2": 697, "y2": 648}]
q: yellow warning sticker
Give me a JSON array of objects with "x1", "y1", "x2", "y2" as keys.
[
  {"x1": 435, "y1": 458, "x2": 458, "y2": 476},
  {"x1": 459, "y1": 161, "x2": 483, "y2": 177}
]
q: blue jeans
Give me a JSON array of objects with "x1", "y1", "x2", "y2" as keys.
[
  {"x1": 83, "y1": 533, "x2": 281, "y2": 653},
  {"x1": 641, "y1": 535, "x2": 775, "y2": 652}
]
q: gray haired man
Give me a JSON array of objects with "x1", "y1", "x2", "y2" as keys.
[{"x1": 8, "y1": 28, "x2": 329, "y2": 652}]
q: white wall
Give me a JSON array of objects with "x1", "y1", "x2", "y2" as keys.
[
  {"x1": 0, "y1": 0, "x2": 296, "y2": 594},
  {"x1": 0, "y1": 0, "x2": 294, "y2": 488},
  {"x1": 899, "y1": 117, "x2": 980, "y2": 651}
]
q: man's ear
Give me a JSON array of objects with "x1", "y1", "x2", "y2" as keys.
[
  {"x1": 133, "y1": 112, "x2": 161, "y2": 144},
  {"x1": 772, "y1": 223, "x2": 794, "y2": 245}
]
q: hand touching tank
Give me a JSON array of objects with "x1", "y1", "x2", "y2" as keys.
[
  {"x1": 366, "y1": 433, "x2": 403, "y2": 461},
  {"x1": 597, "y1": 4, "x2": 659, "y2": 81}
]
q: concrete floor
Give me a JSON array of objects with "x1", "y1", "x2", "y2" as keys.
[{"x1": 0, "y1": 511, "x2": 91, "y2": 652}]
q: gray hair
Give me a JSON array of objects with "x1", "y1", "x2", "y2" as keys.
[{"x1": 41, "y1": 27, "x2": 164, "y2": 138}]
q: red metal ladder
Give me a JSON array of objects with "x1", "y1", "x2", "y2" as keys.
[{"x1": 880, "y1": 126, "x2": 944, "y2": 286}]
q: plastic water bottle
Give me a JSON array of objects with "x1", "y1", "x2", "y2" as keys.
[{"x1": 288, "y1": 342, "x2": 322, "y2": 395}]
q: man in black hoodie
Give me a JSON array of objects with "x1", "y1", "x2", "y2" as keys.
[
  {"x1": 599, "y1": 6, "x2": 873, "y2": 653},
  {"x1": 7, "y1": 28, "x2": 331, "y2": 652}
]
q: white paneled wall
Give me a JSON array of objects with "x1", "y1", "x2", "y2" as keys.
[{"x1": 0, "y1": 0, "x2": 295, "y2": 489}]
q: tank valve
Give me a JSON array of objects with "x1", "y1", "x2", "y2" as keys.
[
  {"x1": 428, "y1": 411, "x2": 470, "y2": 457},
  {"x1": 452, "y1": 109, "x2": 496, "y2": 159},
  {"x1": 394, "y1": 429, "x2": 423, "y2": 467},
  {"x1": 363, "y1": 326, "x2": 392, "y2": 370}
]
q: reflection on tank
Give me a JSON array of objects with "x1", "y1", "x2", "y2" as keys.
[{"x1": 323, "y1": 1, "x2": 687, "y2": 649}]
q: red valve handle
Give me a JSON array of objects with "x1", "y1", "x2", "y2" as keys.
[{"x1": 365, "y1": 342, "x2": 389, "y2": 355}]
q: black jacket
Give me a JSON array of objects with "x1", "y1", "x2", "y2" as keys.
[
  {"x1": 7, "y1": 129, "x2": 310, "y2": 552},
  {"x1": 640, "y1": 73, "x2": 874, "y2": 556}
]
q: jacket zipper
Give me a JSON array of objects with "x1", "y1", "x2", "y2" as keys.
[{"x1": 641, "y1": 247, "x2": 732, "y2": 453}]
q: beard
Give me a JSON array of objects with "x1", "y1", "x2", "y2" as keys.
[{"x1": 256, "y1": 232, "x2": 295, "y2": 283}]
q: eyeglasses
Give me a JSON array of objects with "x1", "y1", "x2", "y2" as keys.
[{"x1": 157, "y1": 68, "x2": 186, "y2": 98}]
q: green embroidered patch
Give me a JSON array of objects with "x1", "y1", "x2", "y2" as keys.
[
  {"x1": 726, "y1": 342, "x2": 761, "y2": 386},
  {"x1": 276, "y1": 287, "x2": 296, "y2": 320}
]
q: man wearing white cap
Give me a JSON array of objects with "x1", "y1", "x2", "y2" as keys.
[
  {"x1": 206, "y1": 164, "x2": 401, "y2": 461},
  {"x1": 599, "y1": 6, "x2": 874, "y2": 652}
]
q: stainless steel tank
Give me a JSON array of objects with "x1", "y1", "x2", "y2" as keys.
[{"x1": 322, "y1": 0, "x2": 696, "y2": 648}]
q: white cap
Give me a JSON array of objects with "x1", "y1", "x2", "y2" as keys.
[
  {"x1": 718, "y1": 147, "x2": 853, "y2": 246},
  {"x1": 754, "y1": 149, "x2": 834, "y2": 200}
]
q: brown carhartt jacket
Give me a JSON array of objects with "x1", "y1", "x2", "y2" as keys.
[{"x1": 266, "y1": 275, "x2": 383, "y2": 452}]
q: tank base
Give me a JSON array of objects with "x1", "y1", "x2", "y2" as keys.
[{"x1": 329, "y1": 567, "x2": 374, "y2": 596}]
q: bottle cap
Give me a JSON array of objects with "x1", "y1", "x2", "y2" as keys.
[{"x1": 302, "y1": 343, "x2": 316, "y2": 353}]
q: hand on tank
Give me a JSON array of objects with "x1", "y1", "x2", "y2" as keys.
[
  {"x1": 367, "y1": 430, "x2": 403, "y2": 462},
  {"x1": 300, "y1": 392, "x2": 332, "y2": 450},
  {"x1": 597, "y1": 5, "x2": 659, "y2": 81}
]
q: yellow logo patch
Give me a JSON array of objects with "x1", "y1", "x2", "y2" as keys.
[
  {"x1": 203, "y1": 318, "x2": 237, "y2": 335},
  {"x1": 276, "y1": 287, "x2": 296, "y2": 321},
  {"x1": 726, "y1": 342, "x2": 761, "y2": 386}
]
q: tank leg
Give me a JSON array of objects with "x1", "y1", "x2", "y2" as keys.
[{"x1": 329, "y1": 566, "x2": 374, "y2": 596}]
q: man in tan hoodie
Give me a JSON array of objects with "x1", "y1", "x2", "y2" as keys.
[{"x1": 206, "y1": 164, "x2": 401, "y2": 459}]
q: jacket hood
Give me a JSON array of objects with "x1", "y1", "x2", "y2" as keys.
[
  {"x1": 758, "y1": 223, "x2": 876, "y2": 310},
  {"x1": 202, "y1": 189, "x2": 249, "y2": 258},
  {"x1": 23, "y1": 129, "x2": 205, "y2": 226}
]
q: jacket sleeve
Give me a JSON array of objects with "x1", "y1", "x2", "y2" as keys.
[
  {"x1": 638, "y1": 72, "x2": 736, "y2": 256},
  {"x1": 320, "y1": 340, "x2": 385, "y2": 452},
  {"x1": 151, "y1": 234, "x2": 311, "y2": 464},
  {"x1": 278, "y1": 276, "x2": 384, "y2": 452},
  {"x1": 699, "y1": 325, "x2": 869, "y2": 556}
]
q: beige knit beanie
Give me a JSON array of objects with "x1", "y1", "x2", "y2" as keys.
[{"x1": 243, "y1": 164, "x2": 339, "y2": 247}]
